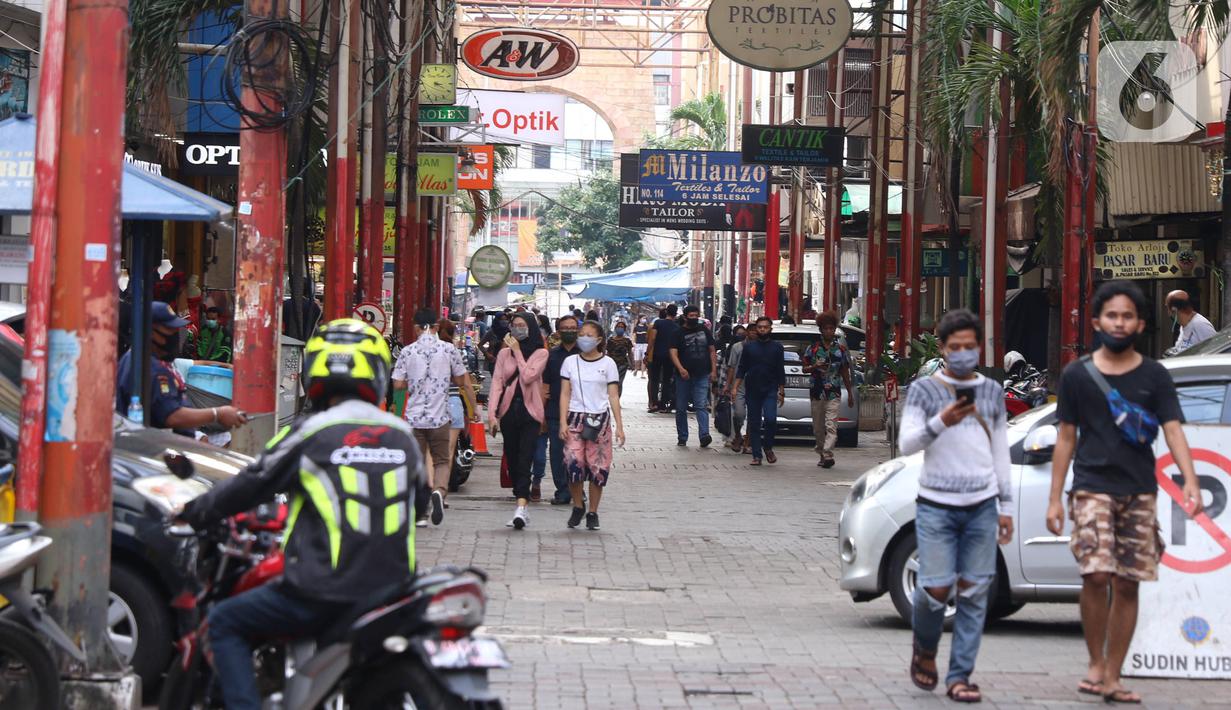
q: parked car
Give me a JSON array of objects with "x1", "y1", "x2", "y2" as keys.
[
  {"x1": 838, "y1": 354, "x2": 1231, "y2": 623},
  {"x1": 1170, "y1": 323, "x2": 1231, "y2": 358},
  {"x1": 770, "y1": 323, "x2": 860, "y2": 448},
  {"x1": 0, "y1": 334, "x2": 248, "y2": 692}
]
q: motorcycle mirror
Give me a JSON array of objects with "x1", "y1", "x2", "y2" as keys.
[{"x1": 163, "y1": 451, "x2": 196, "y2": 480}]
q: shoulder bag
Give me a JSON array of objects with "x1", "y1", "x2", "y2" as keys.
[{"x1": 1080, "y1": 355, "x2": 1159, "y2": 447}]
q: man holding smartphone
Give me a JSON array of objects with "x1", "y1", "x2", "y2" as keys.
[{"x1": 898, "y1": 309, "x2": 1012, "y2": 704}]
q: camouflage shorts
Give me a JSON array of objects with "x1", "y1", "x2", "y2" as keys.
[{"x1": 1068, "y1": 491, "x2": 1163, "y2": 582}]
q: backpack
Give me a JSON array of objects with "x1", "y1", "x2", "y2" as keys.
[{"x1": 1081, "y1": 356, "x2": 1159, "y2": 448}]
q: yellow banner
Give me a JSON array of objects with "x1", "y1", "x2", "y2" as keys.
[{"x1": 418, "y1": 153, "x2": 457, "y2": 196}]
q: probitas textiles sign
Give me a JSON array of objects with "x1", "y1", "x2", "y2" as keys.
[{"x1": 706, "y1": 0, "x2": 854, "y2": 72}]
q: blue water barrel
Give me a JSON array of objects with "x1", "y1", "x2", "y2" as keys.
[{"x1": 186, "y1": 365, "x2": 233, "y2": 399}]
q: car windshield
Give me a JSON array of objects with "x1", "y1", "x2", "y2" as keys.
[
  {"x1": 1172, "y1": 324, "x2": 1231, "y2": 357},
  {"x1": 770, "y1": 333, "x2": 820, "y2": 360}
]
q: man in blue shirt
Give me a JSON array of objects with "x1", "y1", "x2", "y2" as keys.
[
  {"x1": 116, "y1": 301, "x2": 246, "y2": 438},
  {"x1": 734, "y1": 316, "x2": 785, "y2": 465}
]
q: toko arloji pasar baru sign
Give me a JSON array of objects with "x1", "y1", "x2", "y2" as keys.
[
  {"x1": 706, "y1": 0, "x2": 854, "y2": 72},
  {"x1": 637, "y1": 150, "x2": 769, "y2": 203}
]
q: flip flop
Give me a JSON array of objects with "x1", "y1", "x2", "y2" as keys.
[
  {"x1": 1103, "y1": 688, "x2": 1142, "y2": 704},
  {"x1": 946, "y1": 681, "x2": 981, "y2": 703},
  {"x1": 1078, "y1": 678, "x2": 1104, "y2": 696},
  {"x1": 910, "y1": 642, "x2": 938, "y2": 691}
]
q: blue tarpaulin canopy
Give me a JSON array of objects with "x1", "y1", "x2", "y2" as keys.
[
  {"x1": 0, "y1": 115, "x2": 232, "y2": 222},
  {"x1": 571, "y1": 266, "x2": 690, "y2": 302}
]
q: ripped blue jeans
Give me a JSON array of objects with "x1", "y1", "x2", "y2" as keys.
[{"x1": 913, "y1": 496, "x2": 999, "y2": 687}]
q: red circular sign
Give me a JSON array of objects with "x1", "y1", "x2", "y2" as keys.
[
  {"x1": 461, "y1": 28, "x2": 580, "y2": 81},
  {"x1": 1156, "y1": 448, "x2": 1231, "y2": 573},
  {"x1": 353, "y1": 302, "x2": 387, "y2": 335}
]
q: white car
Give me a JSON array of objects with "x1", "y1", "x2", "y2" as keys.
[{"x1": 838, "y1": 354, "x2": 1231, "y2": 623}]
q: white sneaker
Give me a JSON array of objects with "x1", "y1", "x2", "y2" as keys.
[
  {"x1": 416, "y1": 517, "x2": 428, "y2": 528},
  {"x1": 506, "y1": 505, "x2": 528, "y2": 530}
]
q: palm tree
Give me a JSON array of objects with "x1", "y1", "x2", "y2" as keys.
[{"x1": 668, "y1": 93, "x2": 728, "y2": 151}]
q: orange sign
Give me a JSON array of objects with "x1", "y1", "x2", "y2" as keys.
[{"x1": 457, "y1": 146, "x2": 495, "y2": 190}]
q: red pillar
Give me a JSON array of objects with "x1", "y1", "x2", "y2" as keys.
[
  {"x1": 765, "y1": 187, "x2": 781, "y2": 319},
  {"x1": 823, "y1": 50, "x2": 845, "y2": 314},
  {"x1": 325, "y1": 0, "x2": 356, "y2": 319},
  {"x1": 865, "y1": 14, "x2": 893, "y2": 372},
  {"x1": 787, "y1": 69, "x2": 806, "y2": 320},
  {"x1": 899, "y1": 2, "x2": 925, "y2": 350},
  {"x1": 233, "y1": 0, "x2": 289, "y2": 454},
  {"x1": 395, "y1": 0, "x2": 422, "y2": 339},
  {"x1": 360, "y1": 5, "x2": 389, "y2": 306},
  {"x1": 18, "y1": 0, "x2": 128, "y2": 671}
]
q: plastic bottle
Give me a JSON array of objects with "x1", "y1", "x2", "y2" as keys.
[{"x1": 126, "y1": 396, "x2": 144, "y2": 424}]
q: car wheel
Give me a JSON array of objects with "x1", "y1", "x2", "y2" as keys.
[
  {"x1": 835, "y1": 427, "x2": 858, "y2": 448},
  {"x1": 886, "y1": 531, "x2": 956, "y2": 626},
  {"x1": 989, "y1": 598, "x2": 1026, "y2": 621},
  {"x1": 110, "y1": 564, "x2": 173, "y2": 695}
]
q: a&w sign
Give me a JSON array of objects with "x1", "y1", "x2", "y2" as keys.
[{"x1": 460, "y1": 28, "x2": 580, "y2": 81}]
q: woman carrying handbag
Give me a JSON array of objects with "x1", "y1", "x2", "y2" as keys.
[
  {"x1": 487, "y1": 313, "x2": 549, "y2": 529},
  {"x1": 559, "y1": 320, "x2": 626, "y2": 531}
]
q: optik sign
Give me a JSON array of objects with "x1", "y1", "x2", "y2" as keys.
[
  {"x1": 461, "y1": 28, "x2": 580, "y2": 81},
  {"x1": 742, "y1": 125, "x2": 844, "y2": 168}
]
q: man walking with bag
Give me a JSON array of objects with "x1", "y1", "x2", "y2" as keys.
[
  {"x1": 899, "y1": 309, "x2": 1013, "y2": 704},
  {"x1": 669, "y1": 305, "x2": 717, "y2": 448},
  {"x1": 802, "y1": 311, "x2": 854, "y2": 468},
  {"x1": 1046, "y1": 281, "x2": 1203, "y2": 704}
]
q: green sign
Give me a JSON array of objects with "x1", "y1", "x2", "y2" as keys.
[{"x1": 419, "y1": 105, "x2": 470, "y2": 124}]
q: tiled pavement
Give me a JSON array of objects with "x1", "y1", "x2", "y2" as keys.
[{"x1": 416, "y1": 381, "x2": 1229, "y2": 709}]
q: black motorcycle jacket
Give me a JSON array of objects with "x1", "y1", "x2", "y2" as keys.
[{"x1": 181, "y1": 399, "x2": 426, "y2": 602}]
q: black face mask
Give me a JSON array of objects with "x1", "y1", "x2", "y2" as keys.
[
  {"x1": 1098, "y1": 330, "x2": 1137, "y2": 353},
  {"x1": 758, "y1": 331, "x2": 771, "y2": 341},
  {"x1": 686, "y1": 317, "x2": 700, "y2": 327}
]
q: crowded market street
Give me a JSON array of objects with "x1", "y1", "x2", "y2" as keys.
[{"x1": 412, "y1": 386, "x2": 1229, "y2": 709}]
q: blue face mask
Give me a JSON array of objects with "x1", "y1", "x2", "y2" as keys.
[
  {"x1": 946, "y1": 348, "x2": 981, "y2": 376},
  {"x1": 615, "y1": 327, "x2": 626, "y2": 336}
]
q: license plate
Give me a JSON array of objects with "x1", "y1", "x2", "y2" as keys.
[
  {"x1": 422, "y1": 637, "x2": 510, "y2": 669},
  {"x1": 786, "y1": 376, "x2": 810, "y2": 388}
]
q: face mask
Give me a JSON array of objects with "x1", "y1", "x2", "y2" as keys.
[
  {"x1": 577, "y1": 335, "x2": 599, "y2": 353},
  {"x1": 615, "y1": 327, "x2": 626, "y2": 336},
  {"x1": 205, "y1": 319, "x2": 218, "y2": 329},
  {"x1": 1099, "y1": 330, "x2": 1137, "y2": 353},
  {"x1": 758, "y1": 331, "x2": 771, "y2": 341},
  {"x1": 511, "y1": 326, "x2": 529, "y2": 341},
  {"x1": 686, "y1": 316, "x2": 700, "y2": 326},
  {"x1": 945, "y1": 348, "x2": 980, "y2": 376},
  {"x1": 560, "y1": 331, "x2": 578, "y2": 345}
]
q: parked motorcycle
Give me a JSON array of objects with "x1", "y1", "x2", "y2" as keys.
[
  {"x1": 1003, "y1": 351, "x2": 1049, "y2": 417},
  {"x1": 158, "y1": 458, "x2": 507, "y2": 710},
  {"x1": 0, "y1": 495, "x2": 87, "y2": 709},
  {"x1": 449, "y1": 428, "x2": 476, "y2": 493}
]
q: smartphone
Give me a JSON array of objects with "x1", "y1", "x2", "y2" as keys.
[{"x1": 955, "y1": 387, "x2": 976, "y2": 406}]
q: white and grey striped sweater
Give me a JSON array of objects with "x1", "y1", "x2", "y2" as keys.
[{"x1": 898, "y1": 372, "x2": 1013, "y2": 516}]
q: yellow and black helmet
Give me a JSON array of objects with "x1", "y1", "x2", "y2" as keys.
[{"x1": 303, "y1": 318, "x2": 391, "y2": 406}]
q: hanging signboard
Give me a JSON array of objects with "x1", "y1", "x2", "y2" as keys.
[
  {"x1": 0, "y1": 50, "x2": 31, "y2": 121},
  {"x1": 460, "y1": 28, "x2": 580, "y2": 81},
  {"x1": 452, "y1": 89, "x2": 566, "y2": 146},
  {"x1": 457, "y1": 145, "x2": 495, "y2": 190},
  {"x1": 0, "y1": 235, "x2": 30, "y2": 284},
  {"x1": 618, "y1": 154, "x2": 765, "y2": 231},
  {"x1": 920, "y1": 248, "x2": 970, "y2": 277},
  {"x1": 419, "y1": 105, "x2": 470, "y2": 124},
  {"x1": 469, "y1": 244, "x2": 513, "y2": 289},
  {"x1": 742, "y1": 124, "x2": 844, "y2": 168},
  {"x1": 417, "y1": 153, "x2": 457, "y2": 196},
  {"x1": 178, "y1": 132, "x2": 240, "y2": 176},
  {"x1": 637, "y1": 150, "x2": 769, "y2": 203},
  {"x1": 706, "y1": 0, "x2": 853, "y2": 71},
  {"x1": 1094, "y1": 239, "x2": 1206, "y2": 280},
  {"x1": 1126, "y1": 426, "x2": 1231, "y2": 679}
]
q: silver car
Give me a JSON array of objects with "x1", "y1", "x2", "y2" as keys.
[
  {"x1": 770, "y1": 324, "x2": 860, "y2": 447},
  {"x1": 838, "y1": 354, "x2": 1231, "y2": 623}
]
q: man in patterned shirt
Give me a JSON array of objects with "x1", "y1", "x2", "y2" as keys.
[
  {"x1": 802, "y1": 311, "x2": 854, "y2": 468},
  {"x1": 392, "y1": 307, "x2": 468, "y2": 527}
]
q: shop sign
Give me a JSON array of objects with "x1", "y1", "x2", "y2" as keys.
[
  {"x1": 618, "y1": 154, "x2": 765, "y2": 231},
  {"x1": 1094, "y1": 239, "x2": 1206, "y2": 280},
  {"x1": 457, "y1": 145, "x2": 495, "y2": 190},
  {"x1": 179, "y1": 133, "x2": 240, "y2": 176},
  {"x1": 417, "y1": 153, "x2": 457, "y2": 196},
  {"x1": 460, "y1": 28, "x2": 580, "y2": 81},
  {"x1": 0, "y1": 50, "x2": 31, "y2": 121},
  {"x1": 706, "y1": 0, "x2": 853, "y2": 72},
  {"x1": 920, "y1": 248, "x2": 969, "y2": 277},
  {"x1": 741, "y1": 124, "x2": 844, "y2": 168},
  {"x1": 419, "y1": 105, "x2": 470, "y2": 124},
  {"x1": 0, "y1": 235, "x2": 31, "y2": 284},
  {"x1": 469, "y1": 244, "x2": 513, "y2": 289},
  {"x1": 1126, "y1": 429, "x2": 1231, "y2": 679},
  {"x1": 637, "y1": 150, "x2": 769, "y2": 203},
  {"x1": 453, "y1": 89, "x2": 566, "y2": 146}
]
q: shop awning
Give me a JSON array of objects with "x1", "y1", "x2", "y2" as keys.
[
  {"x1": 0, "y1": 115, "x2": 232, "y2": 222},
  {"x1": 571, "y1": 266, "x2": 690, "y2": 302}
]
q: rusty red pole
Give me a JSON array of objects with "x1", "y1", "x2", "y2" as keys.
[
  {"x1": 865, "y1": 13, "x2": 893, "y2": 374},
  {"x1": 823, "y1": 49, "x2": 845, "y2": 315},
  {"x1": 15, "y1": 0, "x2": 66, "y2": 517},
  {"x1": 232, "y1": 0, "x2": 289, "y2": 455},
  {"x1": 786, "y1": 69, "x2": 806, "y2": 320},
  {"x1": 899, "y1": 2, "x2": 924, "y2": 351},
  {"x1": 740, "y1": 68, "x2": 754, "y2": 313},
  {"x1": 394, "y1": 0, "x2": 421, "y2": 339},
  {"x1": 765, "y1": 187, "x2": 781, "y2": 319},
  {"x1": 360, "y1": 3, "x2": 389, "y2": 306},
  {"x1": 325, "y1": 0, "x2": 356, "y2": 319},
  {"x1": 22, "y1": 0, "x2": 130, "y2": 680}
]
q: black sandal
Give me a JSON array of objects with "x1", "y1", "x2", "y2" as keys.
[
  {"x1": 947, "y1": 681, "x2": 982, "y2": 703},
  {"x1": 910, "y1": 642, "x2": 938, "y2": 691},
  {"x1": 1078, "y1": 678, "x2": 1104, "y2": 696},
  {"x1": 1103, "y1": 687, "x2": 1142, "y2": 704}
]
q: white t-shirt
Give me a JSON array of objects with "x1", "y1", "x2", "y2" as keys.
[
  {"x1": 562, "y1": 354, "x2": 619, "y2": 414},
  {"x1": 1177, "y1": 312, "x2": 1217, "y2": 351}
]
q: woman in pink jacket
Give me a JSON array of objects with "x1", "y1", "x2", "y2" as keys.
[{"x1": 487, "y1": 312, "x2": 549, "y2": 529}]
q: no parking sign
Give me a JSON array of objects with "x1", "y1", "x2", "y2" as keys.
[{"x1": 1126, "y1": 426, "x2": 1231, "y2": 679}]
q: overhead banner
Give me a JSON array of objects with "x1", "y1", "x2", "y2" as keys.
[
  {"x1": 742, "y1": 124, "x2": 844, "y2": 168},
  {"x1": 618, "y1": 155, "x2": 765, "y2": 231},
  {"x1": 706, "y1": 0, "x2": 853, "y2": 71},
  {"x1": 1094, "y1": 239, "x2": 1206, "y2": 280},
  {"x1": 453, "y1": 89, "x2": 565, "y2": 146},
  {"x1": 1126, "y1": 426, "x2": 1231, "y2": 679},
  {"x1": 637, "y1": 150, "x2": 768, "y2": 203},
  {"x1": 458, "y1": 145, "x2": 495, "y2": 190},
  {"x1": 417, "y1": 153, "x2": 457, "y2": 196},
  {"x1": 460, "y1": 28, "x2": 580, "y2": 81}
]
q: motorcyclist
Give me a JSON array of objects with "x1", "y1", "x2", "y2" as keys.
[{"x1": 177, "y1": 318, "x2": 426, "y2": 710}]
